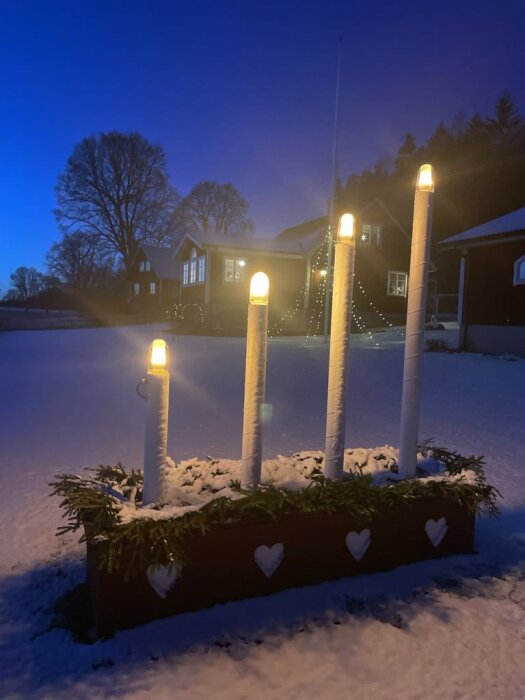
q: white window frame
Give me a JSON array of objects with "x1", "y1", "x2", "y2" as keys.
[
  {"x1": 133, "y1": 282, "x2": 140, "y2": 296},
  {"x1": 149, "y1": 282, "x2": 157, "y2": 295},
  {"x1": 182, "y1": 248, "x2": 205, "y2": 287},
  {"x1": 387, "y1": 270, "x2": 408, "y2": 297},
  {"x1": 139, "y1": 260, "x2": 151, "y2": 272},
  {"x1": 223, "y1": 256, "x2": 247, "y2": 283},
  {"x1": 513, "y1": 255, "x2": 525, "y2": 285},
  {"x1": 361, "y1": 223, "x2": 382, "y2": 247}
]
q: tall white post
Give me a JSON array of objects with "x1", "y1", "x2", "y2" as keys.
[
  {"x1": 241, "y1": 272, "x2": 269, "y2": 488},
  {"x1": 457, "y1": 251, "x2": 467, "y2": 328},
  {"x1": 398, "y1": 164, "x2": 435, "y2": 477},
  {"x1": 324, "y1": 213, "x2": 356, "y2": 480},
  {"x1": 142, "y1": 339, "x2": 170, "y2": 504}
]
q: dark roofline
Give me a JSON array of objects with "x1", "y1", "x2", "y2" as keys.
[{"x1": 440, "y1": 229, "x2": 525, "y2": 251}]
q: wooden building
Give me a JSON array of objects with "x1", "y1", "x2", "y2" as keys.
[
  {"x1": 441, "y1": 207, "x2": 525, "y2": 357},
  {"x1": 128, "y1": 244, "x2": 180, "y2": 313},
  {"x1": 129, "y1": 200, "x2": 417, "y2": 332}
]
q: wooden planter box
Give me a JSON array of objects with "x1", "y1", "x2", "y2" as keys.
[{"x1": 87, "y1": 497, "x2": 475, "y2": 636}]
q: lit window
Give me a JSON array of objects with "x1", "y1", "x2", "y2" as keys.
[
  {"x1": 139, "y1": 260, "x2": 151, "y2": 272},
  {"x1": 133, "y1": 282, "x2": 140, "y2": 296},
  {"x1": 182, "y1": 262, "x2": 189, "y2": 286},
  {"x1": 150, "y1": 282, "x2": 157, "y2": 295},
  {"x1": 513, "y1": 255, "x2": 525, "y2": 285},
  {"x1": 224, "y1": 257, "x2": 247, "y2": 282},
  {"x1": 361, "y1": 224, "x2": 382, "y2": 247},
  {"x1": 198, "y1": 256, "x2": 206, "y2": 283},
  {"x1": 189, "y1": 248, "x2": 197, "y2": 284},
  {"x1": 387, "y1": 271, "x2": 407, "y2": 297}
]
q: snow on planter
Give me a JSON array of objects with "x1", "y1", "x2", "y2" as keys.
[{"x1": 51, "y1": 445, "x2": 499, "y2": 636}]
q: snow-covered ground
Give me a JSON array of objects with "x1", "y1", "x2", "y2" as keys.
[{"x1": 1, "y1": 324, "x2": 524, "y2": 699}]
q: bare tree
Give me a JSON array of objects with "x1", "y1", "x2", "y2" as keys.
[
  {"x1": 55, "y1": 132, "x2": 179, "y2": 270},
  {"x1": 46, "y1": 232, "x2": 114, "y2": 291},
  {"x1": 9, "y1": 267, "x2": 46, "y2": 300},
  {"x1": 174, "y1": 181, "x2": 253, "y2": 236}
]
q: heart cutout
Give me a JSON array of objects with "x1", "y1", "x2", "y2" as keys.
[
  {"x1": 254, "y1": 543, "x2": 284, "y2": 578},
  {"x1": 345, "y1": 529, "x2": 371, "y2": 561},
  {"x1": 147, "y1": 563, "x2": 181, "y2": 599},
  {"x1": 425, "y1": 517, "x2": 448, "y2": 547}
]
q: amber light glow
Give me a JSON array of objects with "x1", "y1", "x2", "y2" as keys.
[
  {"x1": 338, "y1": 213, "x2": 355, "y2": 240},
  {"x1": 149, "y1": 338, "x2": 169, "y2": 371},
  {"x1": 250, "y1": 272, "x2": 270, "y2": 305},
  {"x1": 417, "y1": 164, "x2": 434, "y2": 192}
]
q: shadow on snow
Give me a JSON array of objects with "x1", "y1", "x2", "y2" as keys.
[{"x1": 1, "y1": 507, "x2": 525, "y2": 696}]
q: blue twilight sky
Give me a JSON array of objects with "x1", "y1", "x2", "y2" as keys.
[{"x1": 1, "y1": 0, "x2": 525, "y2": 291}]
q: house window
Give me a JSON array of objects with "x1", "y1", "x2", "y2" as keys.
[
  {"x1": 198, "y1": 255, "x2": 206, "y2": 283},
  {"x1": 189, "y1": 248, "x2": 197, "y2": 284},
  {"x1": 133, "y1": 282, "x2": 140, "y2": 296},
  {"x1": 387, "y1": 271, "x2": 408, "y2": 297},
  {"x1": 361, "y1": 224, "x2": 382, "y2": 247},
  {"x1": 182, "y1": 249, "x2": 205, "y2": 286},
  {"x1": 224, "y1": 256, "x2": 246, "y2": 282},
  {"x1": 513, "y1": 255, "x2": 525, "y2": 285},
  {"x1": 149, "y1": 282, "x2": 157, "y2": 295},
  {"x1": 139, "y1": 260, "x2": 151, "y2": 272}
]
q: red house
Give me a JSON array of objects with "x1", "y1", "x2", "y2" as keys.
[{"x1": 441, "y1": 207, "x2": 525, "y2": 357}]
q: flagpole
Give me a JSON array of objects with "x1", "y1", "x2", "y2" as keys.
[{"x1": 323, "y1": 38, "x2": 342, "y2": 343}]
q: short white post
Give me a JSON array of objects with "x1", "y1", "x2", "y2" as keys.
[
  {"x1": 398, "y1": 164, "x2": 435, "y2": 476},
  {"x1": 142, "y1": 338, "x2": 170, "y2": 504},
  {"x1": 324, "y1": 213, "x2": 356, "y2": 480},
  {"x1": 241, "y1": 272, "x2": 269, "y2": 488}
]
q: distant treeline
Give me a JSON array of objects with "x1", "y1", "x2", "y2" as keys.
[{"x1": 336, "y1": 92, "x2": 525, "y2": 251}]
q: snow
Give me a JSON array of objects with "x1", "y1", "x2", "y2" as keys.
[{"x1": 1, "y1": 324, "x2": 525, "y2": 699}]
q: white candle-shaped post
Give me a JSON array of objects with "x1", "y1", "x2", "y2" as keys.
[
  {"x1": 142, "y1": 338, "x2": 170, "y2": 504},
  {"x1": 324, "y1": 213, "x2": 356, "y2": 480},
  {"x1": 398, "y1": 164, "x2": 435, "y2": 476},
  {"x1": 241, "y1": 272, "x2": 269, "y2": 488}
]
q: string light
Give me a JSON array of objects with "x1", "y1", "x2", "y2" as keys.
[
  {"x1": 354, "y1": 279, "x2": 405, "y2": 339},
  {"x1": 166, "y1": 303, "x2": 205, "y2": 325}
]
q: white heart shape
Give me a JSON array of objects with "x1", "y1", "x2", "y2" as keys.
[
  {"x1": 147, "y1": 563, "x2": 181, "y2": 599},
  {"x1": 254, "y1": 543, "x2": 284, "y2": 578},
  {"x1": 345, "y1": 529, "x2": 371, "y2": 561},
  {"x1": 425, "y1": 517, "x2": 448, "y2": 547}
]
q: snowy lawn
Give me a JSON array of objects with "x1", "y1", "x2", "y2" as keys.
[{"x1": 1, "y1": 324, "x2": 524, "y2": 699}]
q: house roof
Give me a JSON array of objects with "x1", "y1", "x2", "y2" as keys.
[
  {"x1": 140, "y1": 244, "x2": 180, "y2": 280},
  {"x1": 172, "y1": 230, "x2": 320, "y2": 258},
  {"x1": 440, "y1": 207, "x2": 525, "y2": 248}
]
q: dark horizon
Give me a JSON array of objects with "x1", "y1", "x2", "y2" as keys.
[{"x1": 1, "y1": 0, "x2": 525, "y2": 290}]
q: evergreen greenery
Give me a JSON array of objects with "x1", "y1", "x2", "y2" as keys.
[{"x1": 51, "y1": 447, "x2": 499, "y2": 578}]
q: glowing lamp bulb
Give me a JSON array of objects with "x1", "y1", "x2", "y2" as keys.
[
  {"x1": 417, "y1": 164, "x2": 434, "y2": 192},
  {"x1": 250, "y1": 272, "x2": 269, "y2": 305},
  {"x1": 149, "y1": 338, "x2": 169, "y2": 371},
  {"x1": 338, "y1": 213, "x2": 355, "y2": 240}
]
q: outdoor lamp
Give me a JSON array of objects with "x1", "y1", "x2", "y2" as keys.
[
  {"x1": 338, "y1": 212, "x2": 355, "y2": 240},
  {"x1": 324, "y1": 211, "x2": 357, "y2": 480},
  {"x1": 417, "y1": 163, "x2": 434, "y2": 192},
  {"x1": 142, "y1": 338, "x2": 171, "y2": 504},
  {"x1": 249, "y1": 272, "x2": 270, "y2": 305},
  {"x1": 149, "y1": 338, "x2": 169, "y2": 371},
  {"x1": 398, "y1": 164, "x2": 435, "y2": 476},
  {"x1": 241, "y1": 272, "x2": 270, "y2": 487}
]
